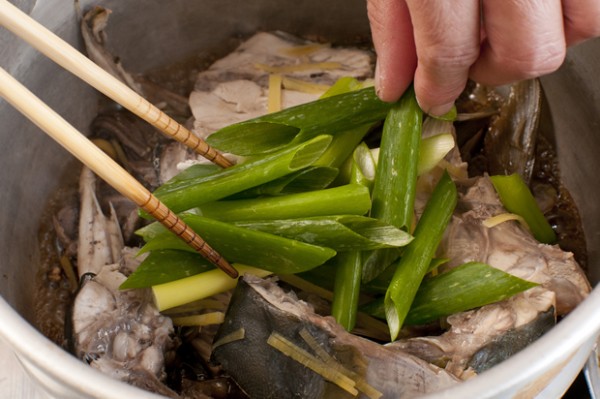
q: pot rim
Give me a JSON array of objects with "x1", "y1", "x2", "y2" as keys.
[{"x1": 0, "y1": 283, "x2": 598, "y2": 398}]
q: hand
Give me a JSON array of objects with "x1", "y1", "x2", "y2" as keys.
[{"x1": 368, "y1": 0, "x2": 600, "y2": 115}]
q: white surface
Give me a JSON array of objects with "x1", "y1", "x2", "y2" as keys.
[{"x1": 0, "y1": 339, "x2": 47, "y2": 399}]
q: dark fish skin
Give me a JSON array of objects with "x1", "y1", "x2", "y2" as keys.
[
  {"x1": 212, "y1": 275, "x2": 459, "y2": 399},
  {"x1": 390, "y1": 287, "x2": 556, "y2": 379},
  {"x1": 484, "y1": 80, "x2": 542, "y2": 184},
  {"x1": 467, "y1": 307, "x2": 556, "y2": 374}
]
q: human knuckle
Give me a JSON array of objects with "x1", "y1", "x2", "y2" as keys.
[
  {"x1": 419, "y1": 43, "x2": 479, "y2": 71},
  {"x1": 565, "y1": 7, "x2": 600, "y2": 41},
  {"x1": 504, "y1": 43, "x2": 566, "y2": 77}
]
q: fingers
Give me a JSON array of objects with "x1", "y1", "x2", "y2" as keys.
[
  {"x1": 368, "y1": 0, "x2": 417, "y2": 102},
  {"x1": 368, "y1": 0, "x2": 600, "y2": 112},
  {"x1": 405, "y1": 0, "x2": 480, "y2": 116},
  {"x1": 470, "y1": 0, "x2": 566, "y2": 86},
  {"x1": 562, "y1": 0, "x2": 600, "y2": 45}
]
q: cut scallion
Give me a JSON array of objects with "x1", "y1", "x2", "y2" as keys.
[
  {"x1": 206, "y1": 87, "x2": 392, "y2": 155},
  {"x1": 361, "y1": 262, "x2": 538, "y2": 326},
  {"x1": 490, "y1": 174, "x2": 557, "y2": 244},
  {"x1": 152, "y1": 134, "x2": 332, "y2": 213},
  {"x1": 139, "y1": 215, "x2": 336, "y2": 274},
  {"x1": 384, "y1": 171, "x2": 457, "y2": 340},
  {"x1": 195, "y1": 184, "x2": 371, "y2": 222}
]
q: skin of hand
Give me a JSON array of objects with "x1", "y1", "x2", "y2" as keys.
[{"x1": 368, "y1": 0, "x2": 600, "y2": 115}]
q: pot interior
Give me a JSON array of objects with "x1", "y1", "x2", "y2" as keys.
[{"x1": 0, "y1": 0, "x2": 599, "y2": 397}]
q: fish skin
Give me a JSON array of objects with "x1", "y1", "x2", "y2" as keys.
[
  {"x1": 467, "y1": 306, "x2": 556, "y2": 374},
  {"x1": 390, "y1": 287, "x2": 556, "y2": 378},
  {"x1": 212, "y1": 275, "x2": 460, "y2": 399}
]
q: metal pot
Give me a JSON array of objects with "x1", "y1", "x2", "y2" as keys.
[{"x1": 1, "y1": 0, "x2": 599, "y2": 397}]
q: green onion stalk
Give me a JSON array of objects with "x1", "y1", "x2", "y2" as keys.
[
  {"x1": 385, "y1": 171, "x2": 457, "y2": 340},
  {"x1": 362, "y1": 87, "x2": 423, "y2": 283},
  {"x1": 361, "y1": 262, "x2": 537, "y2": 325},
  {"x1": 206, "y1": 87, "x2": 393, "y2": 156},
  {"x1": 490, "y1": 173, "x2": 557, "y2": 244},
  {"x1": 331, "y1": 143, "x2": 378, "y2": 330},
  {"x1": 150, "y1": 134, "x2": 332, "y2": 214}
]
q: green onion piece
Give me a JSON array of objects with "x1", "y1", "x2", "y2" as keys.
[
  {"x1": 195, "y1": 184, "x2": 371, "y2": 222},
  {"x1": 332, "y1": 251, "x2": 362, "y2": 331},
  {"x1": 206, "y1": 87, "x2": 392, "y2": 155},
  {"x1": 152, "y1": 264, "x2": 271, "y2": 311},
  {"x1": 229, "y1": 166, "x2": 339, "y2": 199},
  {"x1": 490, "y1": 174, "x2": 557, "y2": 244},
  {"x1": 163, "y1": 163, "x2": 220, "y2": 184},
  {"x1": 349, "y1": 142, "x2": 377, "y2": 189},
  {"x1": 385, "y1": 171, "x2": 457, "y2": 340},
  {"x1": 139, "y1": 215, "x2": 336, "y2": 274},
  {"x1": 428, "y1": 105, "x2": 457, "y2": 121},
  {"x1": 418, "y1": 134, "x2": 455, "y2": 175},
  {"x1": 297, "y1": 261, "x2": 338, "y2": 291},
  {"x1": 362, "y1": 258, "x2": 449, "y2": 295},
  {"x1": 120, "y1": 250, "x2": 213, "y2": 289},
  {"x1": 370, "y1": 87, "x2": 422, "y2": 231},
  {"x1": 362, "y1": 87, "x2": 422, "y2": 283},
  {"x1": 331, "y1": 143, "x2": 379, "y2": 331},
  {"x1": 361, "y1": 262, "x2": 538, "y2": 325},
  {"x1": 320, "y1": 77, "x2": 364, "y2": 99},
  {"x1": 152, "y1": 134, "x2": 332, "y2": 213},
  {"x1": 314, "y1": 124, "x2": 372, "y2": 168},
  {"x1": 233, "y1": 215, "x2": 412, "y2": 251},
  {"x1": 405, "y1": 262, "x2": 538, "y2": 325},
  {"x1": 366, "y1": 133, "x2": 455, "y2": 178}
]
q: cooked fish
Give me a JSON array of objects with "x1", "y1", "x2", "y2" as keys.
[
  {"x1": 391, "y1": 287, "x2": 556, "y2": 379},
  {"x1": 182, "y1": 31, "x2": 374, "y2": 170},
  {"x1": 484, "y1": 80, "x2": 542, "y2": 184},
  {"x1": 70, "y1": 167, "x2": 178, "y2": 397},
  {"x1": 212, "y1": 275, "x2": 460, "y2": 399},
  {"x1": 390, "y1": 175, "x2": 590, "y2": 378},
  {"x1": 441, "y1": 176, "x2": 590, "y2": 315},
  {"x1": 81, "y1": 6, "x2": 190, "y2": 117},
  {"x1": 193, "y1": 31, "x2": 372, "y2": 92}
]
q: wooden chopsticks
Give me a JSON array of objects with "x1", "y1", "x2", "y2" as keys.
[
  {"x1": 0, "y1": 0, "x2": 232, "y2": 168},
  {"x1": 0, "y1": 67, "x2": 237, "y2": 278},
  {"x1": 0, "y1": 0, "x2": 238, "y2": 278}
]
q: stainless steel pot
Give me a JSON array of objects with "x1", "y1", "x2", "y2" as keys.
[{"x1": 1, "y1": 0, "x2": 599, "y2": 397}]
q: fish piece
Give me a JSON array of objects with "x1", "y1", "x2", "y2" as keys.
[
  {"x1": 391, "y1": 287, "x2": 556, "y2": 378},
  {"x1": 440, "y1": 176, "x2": 590, "y2": 315},
  {"x1": 71, "y1": 168, "x2": 177, "y2": 396},
  {"x1": 76, "y1": 167, "x2": 123, "y2": 277},
  {"x1": 188, "y1": 32, "x2": 373, "y2": 157},
  {"x1": 91, "y1": 110, "x2": 167, "y2": 190},
  {"x1": 80, "y1": 7, "x2": 143, "y2": 94},
  {"x1": 212, "y1": 275, "x2": 459, "y2": 399},
  {"x1": 81, "y1": 7, "x2": 191, "y2": 117},
  {"x1": 193, "y1": 32, "x2": 372, "y2": 92},
  {"x1": 189, "y1": 79, "x2": 319, "y2": 146},
  {"x1": 173, "y1": 32, "x2": 372, "y2": 172},
  {"x1": 484, "y1": 80, "x2": 542, "y2": 184},
  {"x1": 71, "y1": 264, "x2": 178, "y2": 397},
  {"x1": 391, "y1": 175, "x2": 589, "y2": 378}
]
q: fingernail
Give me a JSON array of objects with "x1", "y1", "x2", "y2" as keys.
[{"x1": 426, "y1": 102, "x2": 454, "y2": 117}]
